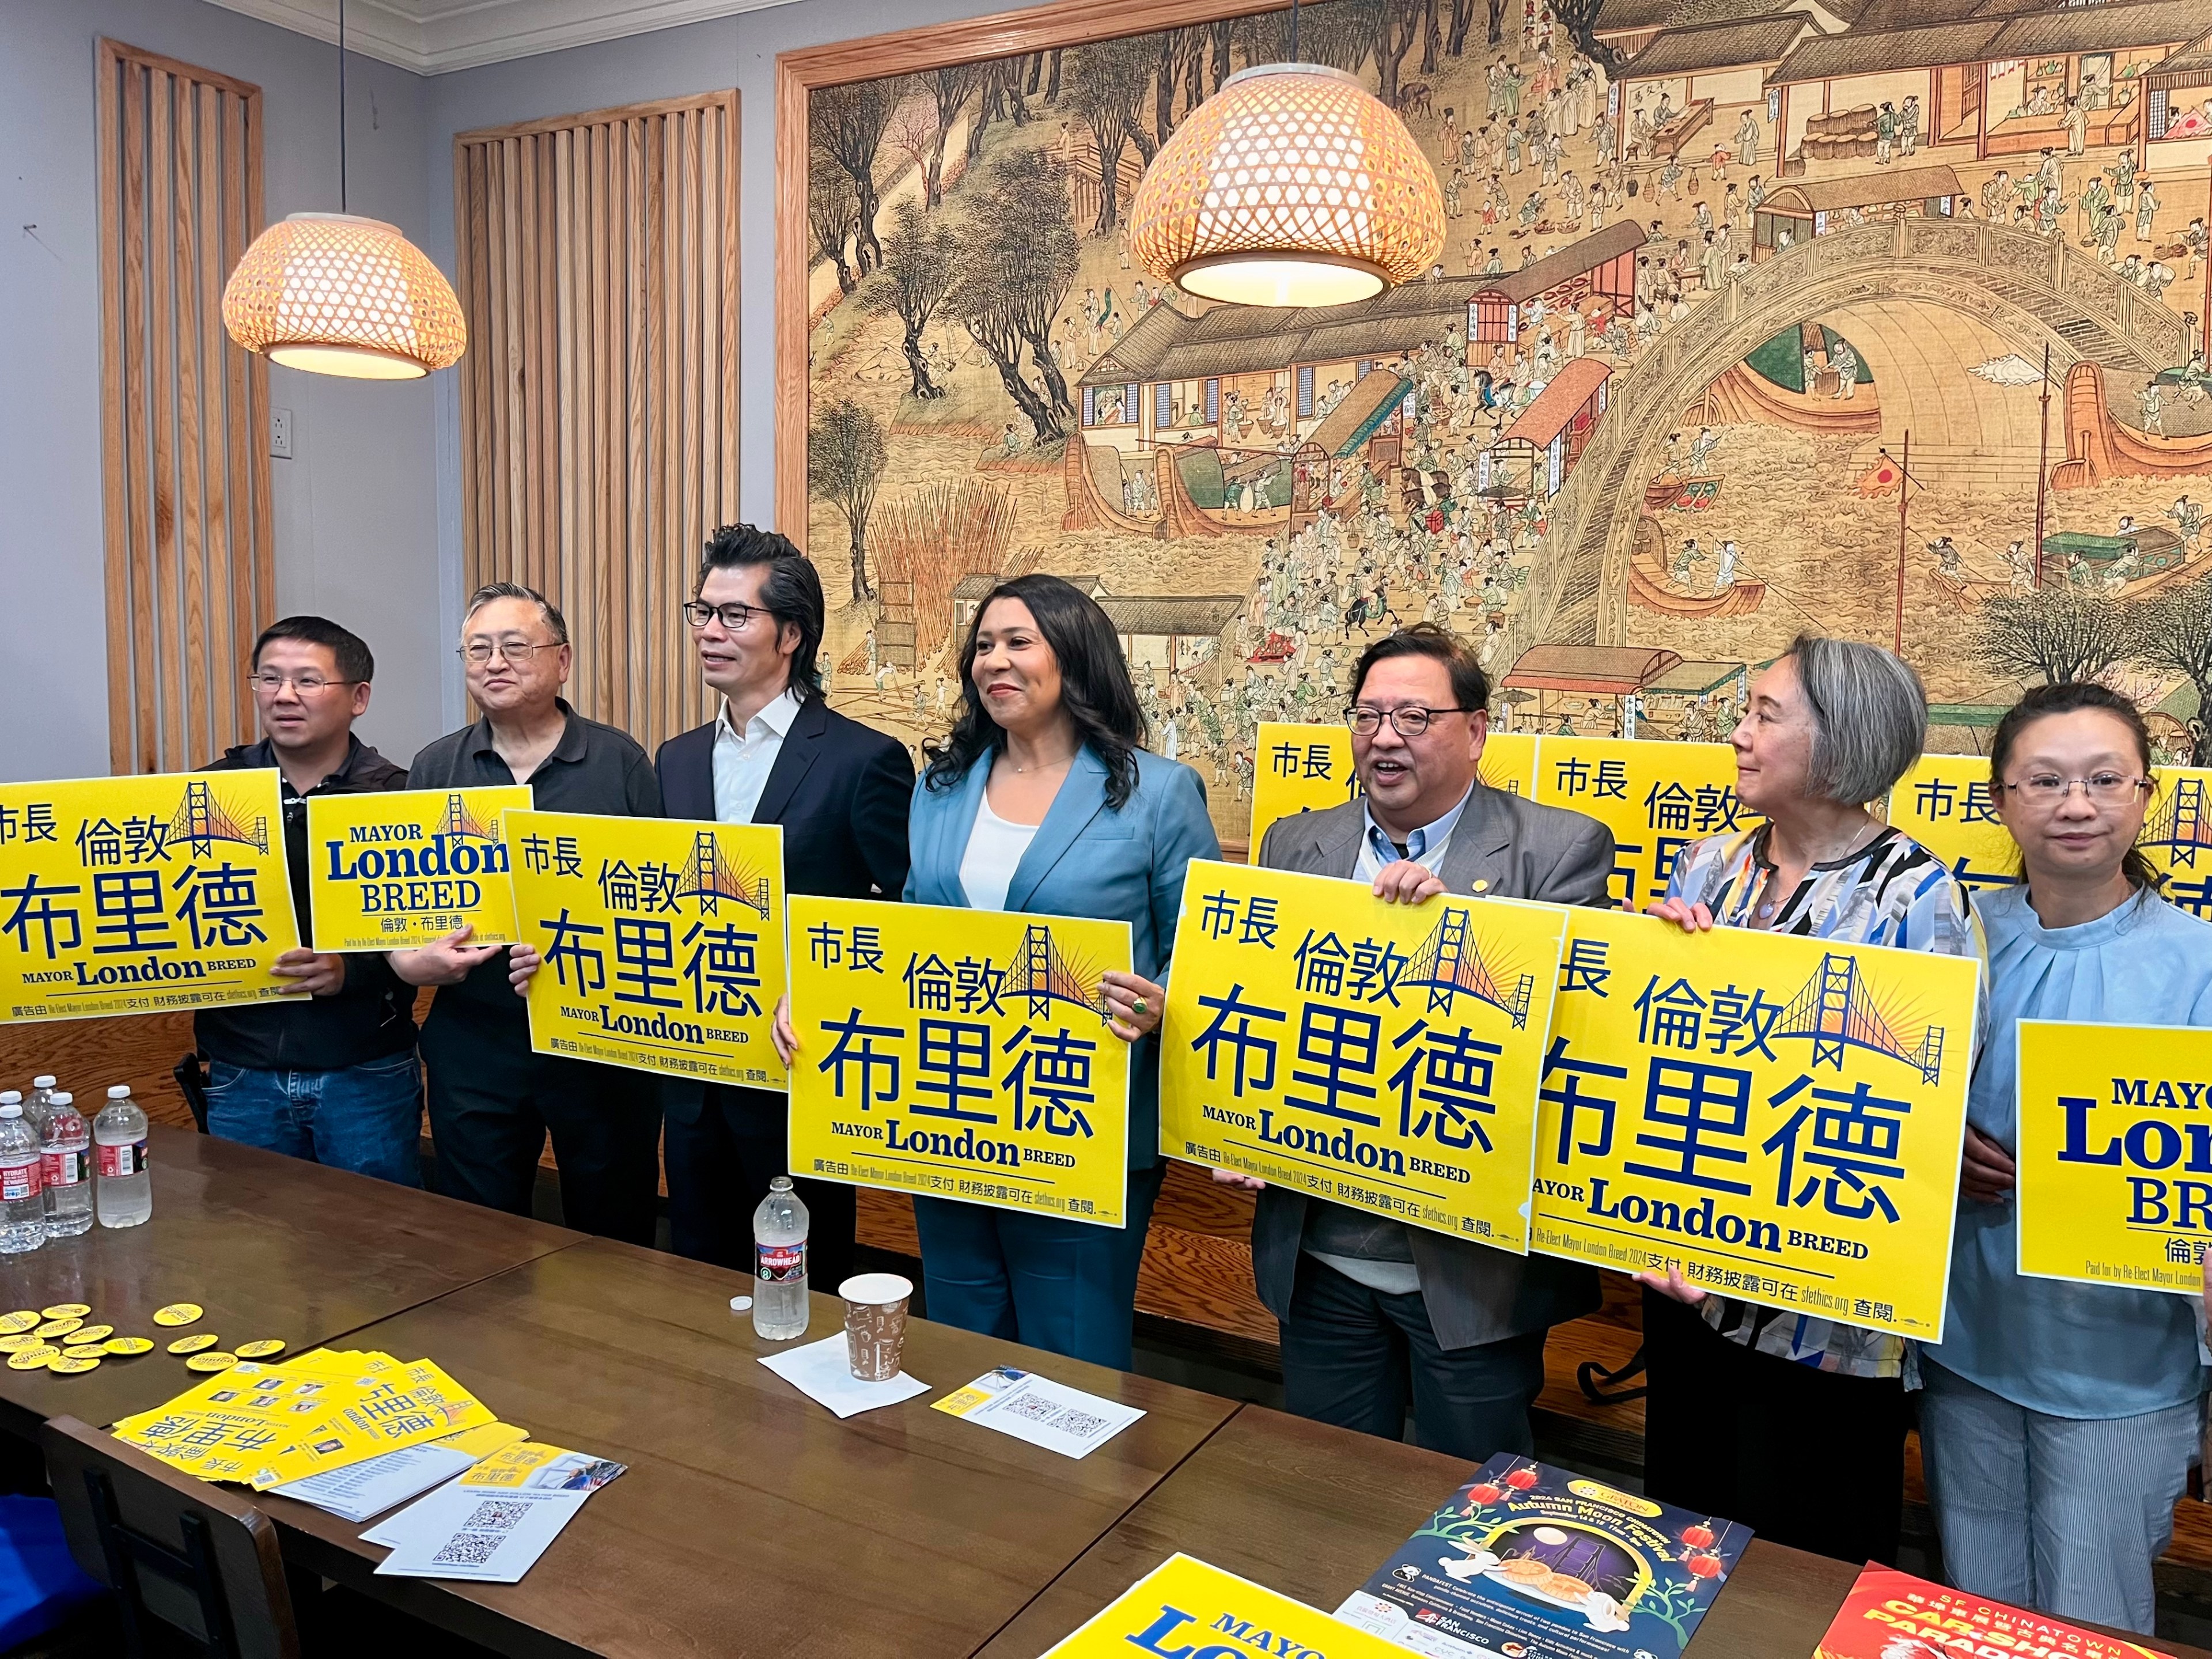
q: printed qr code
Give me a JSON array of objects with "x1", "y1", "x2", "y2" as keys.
[
  {"x1": 459, "y1": 1500, "x2": 531, "y2": 1532},
  {"x1": 1002, "y1": 1391, "x2": 1062, "y2": 1422},
  {"x1": 1048, "y1": 1408, "x2": 1109, "y2": 1439},
  {"x1": 430, "y1": 1531, "x2": 504, "y2": 1567}
]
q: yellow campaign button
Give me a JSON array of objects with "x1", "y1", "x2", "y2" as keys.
[
  {"x1": 103, "y1": 1338, "x2": 153, "y2": 1356},
  {"x1": 6, "y1": 1347, "x2": 58, "y2": 1370},
  {"x1": 47, "y1": 1356, "x2": 101, "y2": 1374},
  {"x1": 32, "y1": 1318, "x2": 82, "y2": 1340},
  {"x1": 233, "y1": 1340, "x2": 287, "y2": 1359},
  {"x1": 70, "y1": 1325, "x2": 113, "y2": 1345},
  {"x1": 0, "y1": 1312, "x2": 41, "y2": 1335},
  {"x1": 166, "y1": 1334, "x2": 218, "y2": 1355},
  {"x1": 0, "y1": 1334, "x2": 47, "y2": 1354},
  {"x1": 184, "y1": 1353, "x2": 237, "y2": 1374},
  {"x1": 39, "y1": 1304, "x2": 90, "y2": 1320},
  {"x1": 152, "y1": 1304, "x2": 203, "y2": 1327},
  {"x1": 59, "y1": 1345, "x2": 106, "y2": 1361}
]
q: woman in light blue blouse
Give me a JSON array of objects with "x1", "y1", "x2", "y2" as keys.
[{"x1": 1920, "y1": 681, "x2": 2212, "y2": 1634}]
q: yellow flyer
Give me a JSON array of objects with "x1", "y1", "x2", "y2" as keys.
[
  {"x1": 0, "y1": 771, "x2": 301, "y2": 1021},
  {"x1": 1531, "y1": 737, "x2": 1754, "y2": 911},
  {"x1": 1531, "y1": 907, "x2": 1979, "y2": 1341},
  {"x1": 1248, "y1": 722, "x2": 1536, "y2": 852},
  {"x1": 1161, "y1": 861, "x2": 1566, "y2": 1251},
  {"x1": 1884, "y1": 756, "x2": 2015, "y2": 899},
  {"x1": 508, "y1": 809, "x2": 787, "y2": 1089},
  {"x1": 786, "y1": 896, "x2": 1132, "y2": 1226},
  {"x1": 1040, "y1": 1553, "x2": 1404, "y2": 1659},
  {"x1": 2016, "y1": 1020, "x2": 2212, "y2": 1294},
  {"x1": 304, "y1": 786, "x2": 531, "y2": 950}
]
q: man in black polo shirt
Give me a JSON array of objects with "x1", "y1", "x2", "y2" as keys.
[
  {"x1": 393, "y1": 581, "x2": 664, "y2": 1244},
  {"x1": 197, "y1": 616, "x2": 422, "y2": 1184}
]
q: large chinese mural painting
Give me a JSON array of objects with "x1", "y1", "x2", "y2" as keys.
[{"x1": 800, "y1": 0, "x2": 2212, "y2": 843}]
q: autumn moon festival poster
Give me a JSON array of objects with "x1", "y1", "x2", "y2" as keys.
[{"x1": 1333, "y1": 1456, "x2": 1749, "y2": 1659}]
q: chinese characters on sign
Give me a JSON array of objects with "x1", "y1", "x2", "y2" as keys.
[
  {"x1": 787, "y1": 896, "x2": 1133, "y2": 1227},
  {"x1": 306, "y1": 786, "x2": 531, "y2": 950},
  {"x1": 1532, "y1": 737, "x2": 1755, "y2": 912},
  {"x1": 2014, "y1": 1019, "x2": 2212, "y2": 1294},
  {"x1": 0, "y1": 772, "x2": 300, "y2": 1021},
  {"x1": 507, "y1": 809, "x2": 787, "y2": 1089},
  {"x1": 1247, "y1": 722, "x2": 1537, "y2": 853},
  {"x1": 1161, "y1": 861, "x2": 1567, "y2": 1251},
  {"x1": 1531, "y1": 907, "x2": 1978, "y2": 1341}
]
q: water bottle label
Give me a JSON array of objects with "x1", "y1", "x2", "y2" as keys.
[
  {"x1": 97, "y1": 1141, "x2": 147, "y2": 1179},
  {"x1": 756, "y1": 1241, "x2": 806, "y2": 1283},
  {"x1": 1, "y1": 1161, "x2": 41, "y2": 1203},
  {"x1": 40, "y1": 1151, "x2": 81, "y2": 1188}
]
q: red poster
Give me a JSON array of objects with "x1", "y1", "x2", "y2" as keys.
[{"x1": 1815, "y1": 1566, "x2": 2172, "y2": 1659}]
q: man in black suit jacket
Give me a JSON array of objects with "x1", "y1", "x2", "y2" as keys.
[{"x1": 658, "y1": 525, "x2": 913, "y2": 1289}]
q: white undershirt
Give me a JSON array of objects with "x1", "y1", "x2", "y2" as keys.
[{"x1": 958, "y1": 790, "x2": 1040, "y2": 912}]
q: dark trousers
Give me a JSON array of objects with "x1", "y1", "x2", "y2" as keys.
[
  {"x1": 665, "y1": 1083, "x2": 856, "y2": 1292},
  {"x1": 1279, "y1": 1253, "x2": 1549, "y2": 1465},
  {"x1": 1642, "y1": 1288, "x2": 1910, "y2": 1565},
  {"x1": 419, "y1": 1004, "x2": 662, "y2": 1247}
]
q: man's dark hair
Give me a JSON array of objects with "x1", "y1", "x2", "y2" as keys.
[
  {"x1": 1347, "y1": 624, "x2": 1490, "y2": 715},
  {"x1": 699, "y1": 523, "x2": 824, "y2": 700},
  {"x1": 251, "y1": 615, "x2": 373, "y2": 683}
]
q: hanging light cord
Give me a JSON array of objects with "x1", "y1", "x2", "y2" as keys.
[
  {"x1": 1290, "y1": 0, "x2": 1301, "y2": 63},
  {"x1": 338, "y1": 0, "x2": 349, "y2": 213}
]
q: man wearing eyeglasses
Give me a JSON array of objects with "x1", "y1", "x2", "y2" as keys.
[
  {"x1": 653, "y1": 524, "x2": 913, "y2": 1286},
  {"x1": 1226, "y1": 623, "x2": 1617, "y2": 1463},
  {"x1": 194, "y1": 616, "x2": 422, "y2": 1184},
  {"x1": 393, "y1": 582, "x2": 664, "y2": 1245}
]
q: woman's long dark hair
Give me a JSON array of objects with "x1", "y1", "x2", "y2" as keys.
[
  {"x1": 923, "y1": 574, "x2": 1148, "y2": 809},
  {"x1": 1988, "y1": 680, "x2": 2163, "y2": 892}
]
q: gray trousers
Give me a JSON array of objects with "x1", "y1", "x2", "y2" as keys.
[{"x1": 1921, "y1": 1359, "x2": 2199, "y2": 1633}]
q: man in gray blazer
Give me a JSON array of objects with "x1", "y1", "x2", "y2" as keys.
[{"x1": 1230, "y1": 624, "x2": 1616, "y2": 1462}]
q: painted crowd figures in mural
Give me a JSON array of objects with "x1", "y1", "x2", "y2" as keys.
[{"x1": 800, "y1": 0, "x2": 2212, "y2": 842}]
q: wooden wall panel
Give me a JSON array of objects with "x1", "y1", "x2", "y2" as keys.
[
  {"x1": 454, "y1": 93, "x2": 740, "y2": 757},
  {"x1": 95, "y1": 40, "x2": 270, "y2": 775}
]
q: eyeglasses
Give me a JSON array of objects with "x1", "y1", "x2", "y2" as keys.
[
  {"x1": 459, "y1": 639, "x2": 562, "y2": 665},
  {"x1": 248, "y1": 672, "x2": 356, "y2": 695},
  {"x1": 1346, "y1": 704, "x2": 1475, "y2": 738},
  {"x1": 2002, "y1": 771, "x2": 2152, "y2": 805},
  {"x1": 682, "y1": 600, "x2": 769, "y2": 631}
]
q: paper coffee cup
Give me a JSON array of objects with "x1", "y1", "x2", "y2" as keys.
[{"x1": 838, "y1": 1273, "x2": 913, "y2": 1381}]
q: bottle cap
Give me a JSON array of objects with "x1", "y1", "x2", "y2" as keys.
[
  {"x1": 47, "y1": 1094, "x2": 69, "y2": 1107},
  {"x1": 0, "y1": 1106, "x2": 20, "y2": 1120},
  {"x1": 770, "y1": 1175, "x2": 794, "y2": 1191},
  {"x1": 32, "y1": 1078, "x2": 54, "y2": 1090},
  {"x1": 0, "y1": 1094, "x2": 17, "y2": 1107},
  {"x1": 107, "y1": 1086, "x2": 130, "y2": 1100}
]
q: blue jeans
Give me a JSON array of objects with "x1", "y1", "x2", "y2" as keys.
[{"x1": 204, "y1": 1051, "x2": 424, "y2": 1187}]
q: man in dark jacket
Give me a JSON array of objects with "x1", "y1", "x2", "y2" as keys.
[{"x1": 196, "y1": 616, "x2": 422, "y2": 1184}]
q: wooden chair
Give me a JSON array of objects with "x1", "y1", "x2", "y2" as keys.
[{"x1": 40, "y1": 1416, "x2": 300, "y2": 1659}]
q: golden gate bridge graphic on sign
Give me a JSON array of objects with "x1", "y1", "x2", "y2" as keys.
[
  {"x1": 435, "y1": 793, "x2": 503, "y2": 840},
  {"x1": 169, "y1": 782, "x2": 268, "y2": 859},
  {"x1": 1006, "y1": 924, "x2": 1111, "y2": 1021},
  {"x1": 675, "y1": 831, "x2": 772, "y2": 921},
  {"x1": 2144, "y1": 777, "x2": 2212, "y2": 869},
  {"x1": 1776, "y1": 953, "x2": 1945, "y2": 1085},
  {"x1": 1406, "y1": 906, "x2": 1536, "y2": 1027}
]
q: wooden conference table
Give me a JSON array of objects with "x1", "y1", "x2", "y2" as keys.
[{"x1": 0, "y1": 1131, "x2": 2196, "y2": 1659}]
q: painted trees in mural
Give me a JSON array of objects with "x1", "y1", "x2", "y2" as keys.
[{"x1": 804, "y1": 0, "x2": 2212, "y2": 837}]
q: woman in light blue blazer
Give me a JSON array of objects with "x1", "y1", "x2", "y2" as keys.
[{"x1": 904, "y1": 574, "x2": 1219, "y2": 1369}]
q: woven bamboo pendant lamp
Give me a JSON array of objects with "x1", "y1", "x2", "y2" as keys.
[
  {"x1": 221, "y1": 1, "x2": 464, "y2": 378},
  {"x1": 1130, "y1": 11, "x2": 1443, "y2": 309}
]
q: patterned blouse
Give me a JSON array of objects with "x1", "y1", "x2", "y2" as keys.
[{"x1": 1662, "y1": 821, "x2": 1988, "y2": 1378}]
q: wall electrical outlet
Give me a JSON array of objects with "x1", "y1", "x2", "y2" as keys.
[{"x1": 270, "y1": 407, "x2": 294, "y2": 460}]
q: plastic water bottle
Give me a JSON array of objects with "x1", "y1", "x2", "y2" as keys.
[
  {"x1": 93, "y1": 1086, "x2": 151, "y2": 1229},
  {"x1": 0, "y1": 1105, "x2": 44, "y2": 1254},
  {"x1": 751, "y1": 1176, "x2": 810, "y2": 1340},
  {"x1": 41, "y1": 1094, "x2": 92, "y2": 1239},
  {"x1": 25, "y1": 1078, "x2": 57, "y2": 1139}
]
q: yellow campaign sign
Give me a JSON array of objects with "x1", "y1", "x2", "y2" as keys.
[
  {"x1": 1160, "y1": 861, "x2": 1566, "y2": 1251},
  {"x1": 2016, "y1": 1020, "x2": 2212, "y2": 1294},
  {"x1": 305, "y1": 786, "x2": 530, "y2": 950},
  {"x1": 0, "y1": 772, "x2": 301, "y2": 1021},
  {"x1": 786, "y1": 896, "x2": 1132, "y2": 1226},
  {"x1": 509, "y1": 809, "x2": 787, "y2": 1089},
  {"x1": 1041, "y1": 1553, "x2": 1404, "y2": 1659},
  {"x1": 1248, "y1": 720, "x2": 1537, "y2": 850},
  {"x1": 1530, "y1": 907, "x2": 1979, "y2": 1342},
  {"x1": 1532, "y1": 737, "x2": 1755, "y2": 911}
]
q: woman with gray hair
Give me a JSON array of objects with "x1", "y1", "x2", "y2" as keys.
[{"x1": 1635, "y1": 634, "x2": 1986, "y2": 1568}]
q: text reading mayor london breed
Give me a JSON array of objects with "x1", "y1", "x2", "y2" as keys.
[{"x1": 323, "y1": 822, "x2": 507, "y2": 913}]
